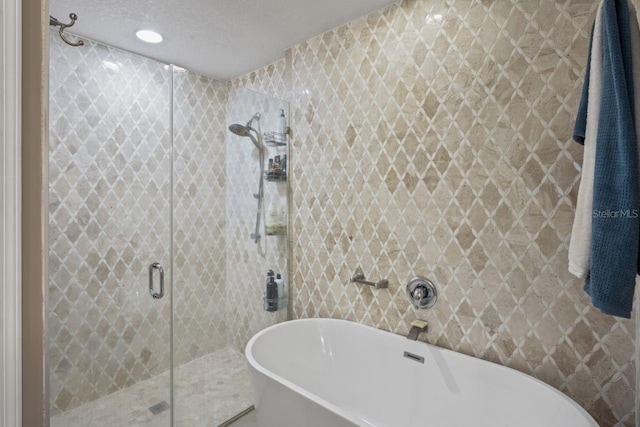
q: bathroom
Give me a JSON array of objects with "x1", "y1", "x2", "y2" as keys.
[{"x1": 1, "y1": 0, "x2": 638, "y2": 426}]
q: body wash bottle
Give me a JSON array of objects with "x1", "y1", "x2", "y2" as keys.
[{"x1": 266, "y1": 270, "x2": 278, "y2": 312}]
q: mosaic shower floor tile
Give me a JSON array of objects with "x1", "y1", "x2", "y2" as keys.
[{"x1": 50, "y1": 348, "x2": 253, "y2": 427}]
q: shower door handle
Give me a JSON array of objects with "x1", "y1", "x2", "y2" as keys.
[{"x1": 149, "y1": 262, "x2": 164, "y2": 299}]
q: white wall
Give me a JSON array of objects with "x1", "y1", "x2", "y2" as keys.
[{"x1": 0, "y1": 0, "x2": 22, "y2": 425}]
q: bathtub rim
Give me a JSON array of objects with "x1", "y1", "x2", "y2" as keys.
[
  {"x1": 245, "y1": 317, "x2": 597, "y2": 426},
  {"x1": 246, "y1": 318, "x2": 362, "y2": 425}
]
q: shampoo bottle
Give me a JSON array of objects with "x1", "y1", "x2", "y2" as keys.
[
  {"x1": 266, "y1": 270, "x2": 278, "y2": 312},
  {"x1": 275, "y1": 273, "x2": 285, "y2": 309}
]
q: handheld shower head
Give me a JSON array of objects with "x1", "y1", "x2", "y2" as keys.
[
  {"x1": 229, "y1": 123, "x2": 252, "y2": 137},
  {"x1": 229, "y1": 112, "x2": 264, "y2": 152}
]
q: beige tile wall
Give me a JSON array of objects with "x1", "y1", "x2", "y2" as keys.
[
  {"x1": 232, "y1": 1, "x2": 637, "y2": 425},
  {"x1": 172, "y1": 70, "x2": 229, "y2": 366}
]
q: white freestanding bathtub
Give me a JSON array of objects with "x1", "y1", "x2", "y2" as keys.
[{"x1": 245, "y1": 318, "x2": 598, "y2": 427}]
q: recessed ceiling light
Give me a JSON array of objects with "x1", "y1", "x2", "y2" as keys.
[{"x1": 135, "y1": 29, "x2": 163, "y2": 44}]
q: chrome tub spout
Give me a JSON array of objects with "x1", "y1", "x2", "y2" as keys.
[{"x1": 350, "y1": 273, "x2": 389, "y2": 289}]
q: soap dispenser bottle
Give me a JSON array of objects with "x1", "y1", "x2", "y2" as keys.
[
  {"x1": 278, "y1": 109, "x2": 287, "y2": 136},
  {"x1": 266, "y1": 269, "x2": 278, "y2": 312}
]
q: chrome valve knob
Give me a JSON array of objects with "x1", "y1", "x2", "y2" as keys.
[{"x1": 406, "y1": 276, "x2": 437, "y2": 309}]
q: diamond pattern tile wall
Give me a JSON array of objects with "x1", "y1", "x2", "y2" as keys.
[
  {"x1": 231, "y1": 1, "x2": 636, "y2": 425},
  {"x1": 172, "y1": 70, "x2": 229, "y2": 366},
  {"x1": 231, "y1": 57, "x2": 291, "y2": 103}
]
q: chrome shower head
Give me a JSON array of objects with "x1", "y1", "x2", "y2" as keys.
[
  {"x1": 229, "y1": 123, "x2": 252, "y2": 137},
  {"x1": 229, "y1": 120, "x2": 263, "y2": 152},
  {"x1": 229, "y1": 112, "x2": 261, "y2": 137}
]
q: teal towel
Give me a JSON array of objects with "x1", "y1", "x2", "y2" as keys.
[
  {"x1": 574, "y1": 23, "x2": 595, "y2": 146},
  {"x1": 583, "y1": 0, "x2": 639, "y2": 318}
]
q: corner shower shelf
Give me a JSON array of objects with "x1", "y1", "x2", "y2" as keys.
[
  {"x1": 266, "y1": 225, "x2": 287, "y2": 236},
  {"x1": 263, "y1": 296, "x2": 288, "y2": 311},
  {"x1": 265, "y1": 171, "x2": 287, "y2": 182},
  {"x1": 264, "y1": 131, "x2": 287, "y2": 147}
]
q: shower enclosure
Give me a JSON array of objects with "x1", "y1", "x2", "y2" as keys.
[{"x1": 47, "y1": 31, "x2": 289, "y2": 426}]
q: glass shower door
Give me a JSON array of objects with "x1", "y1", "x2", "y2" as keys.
[
  {"x1": 171, "y1": 75, "x2": 290, "y2": 425},
  {"x1": 48, "y1": 34, "x2": 173, "y2": 426},
  {"x1": 48, "y1": 31, "x2": 291, "y2": 426}
]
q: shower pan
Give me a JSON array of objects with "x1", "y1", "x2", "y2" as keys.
[{"x1": 47, "y1": 31, "x2": 290, "y2": 426}]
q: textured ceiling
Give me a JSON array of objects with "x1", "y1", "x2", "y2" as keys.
[{"x1": 50, "y1": 0, "x2": 398, "y2": 80}]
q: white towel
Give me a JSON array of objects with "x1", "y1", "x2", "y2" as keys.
[{"x1": 569, "y1": 3, "x2": 603, "y2": 279}]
